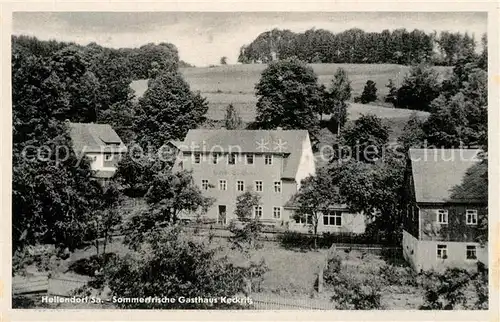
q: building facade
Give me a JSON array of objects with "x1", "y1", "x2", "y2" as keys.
[
  {"x1": 68, "y1": 122, "x2": 127, "y2": 184},
  {"x1": 402, "y1": 149, "x2": 487, "y2": 272},
  {"x1": 173, "y1": 129, "x2": 365, "y2": 234}
]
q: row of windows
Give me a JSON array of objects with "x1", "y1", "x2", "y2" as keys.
[
  {"x1": 253, "y1": 206, "x2": 282, "y2": 219},
  {"x1": 436, "y1": 244, "x2": 478, "y2": 260},
  {"x1": 436, "y1": 209, "x2": 478, "y2": 225},
  {"x1": 87, "y1": 154, "x2": 114, "y2": 162},
  {"x1": 201, "y1": 179, "x2": 282, "y2": 193},
  {"x1": 295, "y1": 211, "x2": 343, "y2": 227},
  {"x1": 193, "y1": 153, "x2": 274, "y2": 165}
]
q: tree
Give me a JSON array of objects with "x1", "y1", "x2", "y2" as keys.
[
  {"x1": 89, "y1": 183, "x2": 123, "y2": 258},
  {"x1": 224, "y1": 104, "x2": 243, "y2": 130},
  {"x1": 105, "y1": 227, "x2": 251, "y2": 309},
  {"x1": 397, "y1": 113, "x2": 427, "y2": 151},
  {"x1": 125, "y1": 170, "x2": 214, "y2": 249},
  {"x1": 478, "y1": 33, "x2": 487, "y2": 71},
  {"x1": 396, "y1": 64, "x2": 441, "y2": 111},
  {"x1": 359, "y1": 80, "x2": 377, "y2": 104},
  {"x1": 254, "y1": 58, "x2": 321, "y2": 134},
  {"x1": 126, "y1": 42, "x2": 179, "y2": 79},
  {"x1": 340, "y1": 114, "x2": 390, "y2": 162},
  {"x1": 12, "y1": 125, "x2": 103, "y2": 253},
  {"x1": 385, "y1": 79, "x2": 398, "y2": 106},
  {"x1": 324, "y1": 68, "x2": 352, "y2": 135},
  {"x1": 234, "y1": 190, "x2": 261, "y2": 222},
  {"x1": 292, "y1": 167, "x2": 343, "y2": 248},
  {"x1": 423, "y1": 67, "x2": 487, "y2": 148},
  {"x1": 12, "y1": 40, "x2": 105, "y2": 255},
  {"x1": 220, "y1": 56, "x2": 228, "y2": 65},
  {"x1": 134, "y1": 71, "x2": 208, "y2": 150},
  {"x1": 114, "y1": 146, "x2": 175, "y2": 197},
  {"x1": 330, "y1": 153, "x2": 406, "y2": 244},
  {"x1": 229, "y1": 191, "x2": 263, "y2": 253}
]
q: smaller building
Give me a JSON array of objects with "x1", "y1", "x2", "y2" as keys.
[
  {"x1": 402, "y1": 148, "x2": 487, "y2": 272},
  {"x1": 68, "y1": 122, "x2": 127, "y2": 185}
]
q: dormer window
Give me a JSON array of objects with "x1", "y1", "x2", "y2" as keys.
[
  {"x1": 212, "y1": 153, "x2": 220, "y2": 164},
  {"x1": 246, "y1": 154, "x2": 254, "y2": 165},
  {"x1": 228, "y1": 153, "x2": 237, "y2": 165},
  {"x1": 193, "y1": 153, "x2": 201, "y2": 164},
  {"x1": 265, "y1": 154, "x2": 273, "y2": 165}
]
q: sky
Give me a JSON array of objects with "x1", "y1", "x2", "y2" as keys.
[{"x1": 13, "y1": 12, "x2": 487, "y2": 66}]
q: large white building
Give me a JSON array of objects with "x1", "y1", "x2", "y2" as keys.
[{"x1": 172, "y1": 129, "x2": 365, "y2": 233}]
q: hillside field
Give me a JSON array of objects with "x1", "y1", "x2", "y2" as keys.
[{"x1": 130, "y1": 63, "x2": 446, "y2": 137}]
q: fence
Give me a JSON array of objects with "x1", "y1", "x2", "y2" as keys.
[{"x1": 13, "y1": 276, "x2": 88, "y2": 297}]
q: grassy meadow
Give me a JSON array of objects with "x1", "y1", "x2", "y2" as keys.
[{"x1": 130, "y1": 63, "x2": 449, "y2": 141}]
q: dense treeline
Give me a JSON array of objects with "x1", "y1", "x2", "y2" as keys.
[
  {"x1": 12, "y1": 35, "x2": 192, "y2": 80},
  {"x1": 11, "y1": 35, "x2": 204, "y2": 254},
  {"x1": 238, "y1": 28, "x2": 486, "y2": 66}
]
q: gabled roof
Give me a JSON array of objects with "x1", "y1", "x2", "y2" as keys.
[
  {"x1": 409, "y1": 148, "x2": 485, "y2": 204},
  {"x1": 180, "y1": 129, "x2": 310, "y2": 179},
  {"x1": 68, "y1": 122, "x2": 127, "y2": 154}
]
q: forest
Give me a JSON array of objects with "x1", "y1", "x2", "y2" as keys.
[{"x1": 238, "y1": 28, "x2": 487, "y2": 67}]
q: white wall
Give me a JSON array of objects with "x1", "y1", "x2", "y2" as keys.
[
  {"x1": 85, "y1": 152, "x2": 118, "y2": 171},
  {"x1": 284, "y1": 209, "x2": 366, "y2": 234},
  {"x1": 403, "y1": 230, "x2": 488, "y2": 272},
  {"x1": 294, "y1": 134, "x2": 316, "y2": 189}
]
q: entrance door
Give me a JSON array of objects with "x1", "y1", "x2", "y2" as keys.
[{"x1": 218, "y1": 205, "x2": 227, "y2": 225}]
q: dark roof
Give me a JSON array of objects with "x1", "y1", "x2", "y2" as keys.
[
  {"x1": 409, "y1": 149, "x2": 485, "y2": 204},
  {"x1": 181, "y1": 129, "x2": 310, "y2": 179},
  {"x1": 68, "y1": 122, "x2": 127, "y2": 154}
]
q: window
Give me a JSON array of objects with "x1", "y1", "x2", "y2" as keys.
[
  {"x1": 437, "y1": 209, "x2": 448, "y2": 224},
  {"x1": 253, "y1": 206, "x2": 263, "y2": 219},
  {"x1": 193, "y1": 153, "x2": 201, "y2": 164},
  {"x1": 265, "y1": 154, "x2": 273, "y2": 165},
  {"x1": 104, "y1": 154, "x2": 113, "y2": 161},
  {"x1": 228, "y1": 153, "x2": 237, "y2": 165},
  {"x1": 437, "y1": 244, "x2": 448, "y2": 259},
  {"x1": 274, "y1": 181, "x2": 282, "y2": 193},
  {"x1": 219, "y1": 179, "x2": 227, "y2": 191},
  {"x1": 466, "y1": 245, "x2": 477, "y2": 260},
  {"x1": 246, "y1": 154, "x2": 254, "y2": 165},
  {"x1": 273, "y1": 207, "x2": 281, "y2": 219},
  {"x1": 88, "y1": 155, "x2": 97, "y2": 162},
  {"x1": 201, "y1": 179, "x2": 209, "y2": 190},
  {"x1": 212, "y1": 153, "x2": 220, "y2": 164},
  {"x1": 466, "y1": 209, "x2": 478, "y2": 225},
  {"x1": 323, "y1": 211, "x2": 342, "y2": 226},
  {"x1": 237, "y1": 180, "x2": 245, "y2": 192},
  {"x1": 255, "y1": 181, "x2": 263, "y2": 192},
  {"x1": 295, "y1": 214, "x2": 312, "y2": 225}
]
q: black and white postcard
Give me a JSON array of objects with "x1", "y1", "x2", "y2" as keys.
[{"x1": 1, "y1": 2, "x2": 498, "y2": 321}]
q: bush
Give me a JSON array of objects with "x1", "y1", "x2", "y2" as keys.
[
  {"x1": 418, "y1": 268, "x2": 471, "y2": 310},
  {"x1": 379, "y1": 264, "x2": 417, "y2": 287},
  {"x1": 228, "y1": 219, "x2": 263, "y2": 254},
  {"x1": 277, "y1": 231, "x2": 314, "y2": 249},
  {"x1": 323, "y1": 253, "x2": 343, "y2": 284},
  {"x1": 472, "y1": 261, "x2": 488, "y2": 309},
  {"x1": 278, "y1": 231, "x2": 397, "y2": 250},
  {"x1": 330, "y1": 271, "x2": 382, "y2": 309},
  {"x1": 324, "y1": 251, "x2": 382, "y2": 309},
  {"x1": 68, "y1": 253, "x2": 117, "y2": 277}
]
